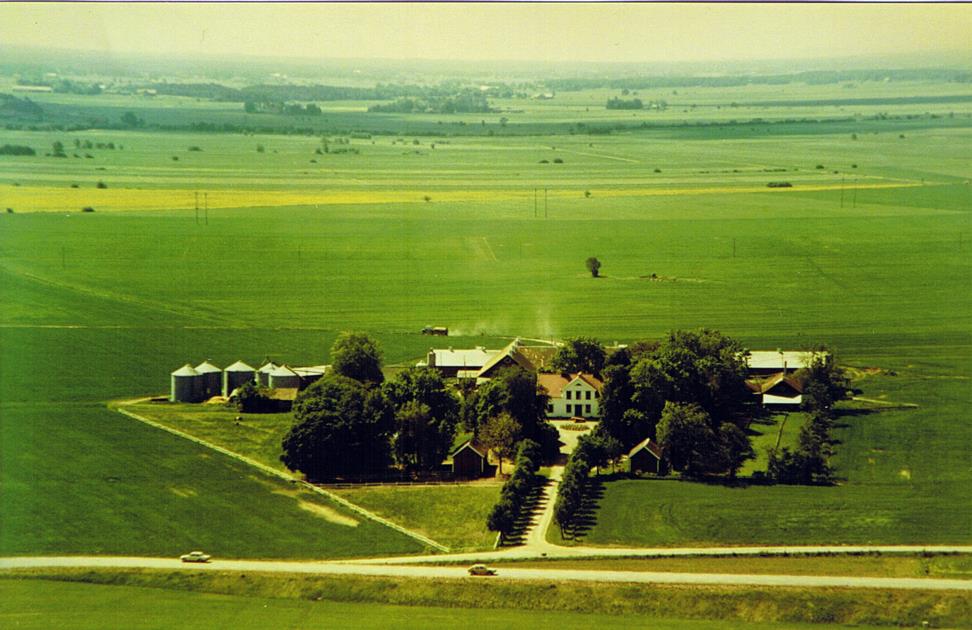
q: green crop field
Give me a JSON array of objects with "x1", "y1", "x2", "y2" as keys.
[
  {"x1": 2, "y1": 72, "x2": 971, "y2": 564},
  {"x1": 0, "y1": 576, "x2": 911, "y2": 630}
]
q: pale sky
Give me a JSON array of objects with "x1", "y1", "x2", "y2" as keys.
[{"x1": 2, "y1": 2, "x2": 970, "y2": 65}]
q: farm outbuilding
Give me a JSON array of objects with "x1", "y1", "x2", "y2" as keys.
[
  {"x1": 257, "y1": 361, "x2": 278, "y2": 387},
  {"x1": 223, "y1": 360, "x2": 256, "y2": 397},
  {"x1": 194, "y1": 360, "x2": 222, "y2": 399},
  {"x1": 268, "y1": 364, "x2": 300, "y2": 389},
  {"x1": 628, "y1": 437, "x2": 666, "y2": 475},
  {"x1": 170, "y1": 364, "x2": 201, "y2": 403},
  {"x1": 451, "y1": 439, "x2": 492, "y2": 478}
]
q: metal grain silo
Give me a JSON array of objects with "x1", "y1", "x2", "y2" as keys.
[
  {"x1": 223, "y1": 360, "x2": 256, "y2": 397},
  {"x1": 268, "y1": 364, "x2": 300, "y2": 389},
  {"x1": 257, "y1": 361, "x2": 278, "y2": 387},
  {"x1": 170, "y1": 364, "x2": 200, "y2": 402},
  {"x1": 194, "y1": 360, "x2": 222, "y2": 399}
]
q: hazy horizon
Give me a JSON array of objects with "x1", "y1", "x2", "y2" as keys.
[{"x1": 2, "y1": 3, "x2": 970, "y2": 67}]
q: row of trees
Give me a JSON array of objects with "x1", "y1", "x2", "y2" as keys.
[
  {"x1": 486, "y1": 440, "x2": 542, "y2": 543},
  {"x1": 368, "y1": 93, "x2": 494, "y2": 115},
  {"x1": 280, "y1": 333, "x2": 459, "y2": 480},
  {"x1": 553, "y1": 448, "x2": 593, "y2": 538},
  {"x1": 767, "y1": 354, "x2": 849, "y2": 484}
]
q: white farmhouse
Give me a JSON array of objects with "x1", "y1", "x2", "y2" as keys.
[{"x1": 538, "y1": 372, "x2": 603, "y2": 419}]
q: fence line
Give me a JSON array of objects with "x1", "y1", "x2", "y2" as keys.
[{"x1": 113, "y1": 403, "x2": 449, "y2": 553}]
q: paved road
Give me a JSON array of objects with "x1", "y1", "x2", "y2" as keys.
[{"x1": 2, "y1": 556, "x2": 970, "y2": 591}]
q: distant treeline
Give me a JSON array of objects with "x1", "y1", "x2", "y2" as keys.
[
  {"x1": 368, "y1": 93, "x2": 493, "y2": 114},
  {"x1": 0, "y1": 93, "x2": 44, "y2": 117},
  {"x1": 139, "y1": 81, "x2": 495, "y2": 103},
  {"x1": 16, "y1": 78, "x2": 102, "y2": 95},
  {"x1": 548, "y1": 68, "x2": 972, "y2": 92}
]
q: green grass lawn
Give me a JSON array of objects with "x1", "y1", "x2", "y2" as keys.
[
  {"x1": 3, "y1": 579, "x2": 798, "y2": 630},
  {"x1": 4, "y1": 570, "x2": 963, "y2": 629},
  {"x1": 330, "y1": 484, "x2": 502, "y2": 551},
  {"x1": 0, "y1": 403, "x2": 424, "y2": 559},
  {"x1": 490, "y1": 554, "x2": 972, "y2": 580},
  {"x1": 742, "y1": 411, "x2": 809, "y2": 476},
  {"x1": 127, "y1": 402, "x2": 295, "y2": 472}
]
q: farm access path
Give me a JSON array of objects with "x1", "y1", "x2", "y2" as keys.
[{"x1": 3, "y1": 555, "x2": 972, "y2": 592}]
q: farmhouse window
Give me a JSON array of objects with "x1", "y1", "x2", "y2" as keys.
[
  {"x1": 566, "y1": 391, "x2": 571, "y2": 400},
  {"x1": 585, "y1": 404, "x2": 591, "y2": 414},
  {"x1": 585, "y1": 391, "x2": 591, "y2": 400}
]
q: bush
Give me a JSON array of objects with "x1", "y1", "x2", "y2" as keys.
[
  {"x1": 81, "y1": 207, "x2": 95, "y2": 213},
  {"x1": 0, "y1": 144, "x2": 35, "y2": 156},
  {"x1": 235, "y1": 381, "x2": 274, "y2": 413},
  {"x1": 553, "y1": 158, "x2": 564, "y2": 164},
  {"x1": 96, "y1": 181, "x2": 107, "y2": 189}
]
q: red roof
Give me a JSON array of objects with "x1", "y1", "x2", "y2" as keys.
[{"x1": 537, "y1": 372, "x2": 603, "y2": 398}]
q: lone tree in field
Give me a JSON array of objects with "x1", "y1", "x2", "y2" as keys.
[
  {"x1": 330, "y1": 332, "x2": 384, "y2": 384},
  {"x1": 585, "y1": 256, "x2": 602, "y2": 278}
]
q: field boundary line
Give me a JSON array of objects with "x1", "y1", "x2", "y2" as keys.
[{"x1": 111, "y1": 401, "x2": 450, "y2": 553}]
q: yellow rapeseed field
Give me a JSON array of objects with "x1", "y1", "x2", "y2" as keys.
[{"x1": 4, "y1": 181, "x2": 925, "y2": 212}]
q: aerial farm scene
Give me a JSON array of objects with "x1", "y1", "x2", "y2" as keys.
[{"x1": 1, "y1": 3, "x2": 970, "y2": 628}]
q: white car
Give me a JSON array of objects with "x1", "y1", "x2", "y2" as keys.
[
  {"x1": 180, "y1": 551, "x2": 212, "y2": 563},
  {"x1": 467, "y1": 564, "x2": 497, "y2": 576}
]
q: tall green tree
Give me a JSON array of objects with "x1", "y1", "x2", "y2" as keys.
[
  {"x1": 478, "y1": 412, "x2": 521, "y2": 475},
  {"x1": 280, "y1": 375, "x2": 394, "y2": 480},
  {"x1": 384, "y1": 367, "x2": 459, "y2": 470},
  {"x1": 552, "y1": 337, "x2": 606, "y2": 376},
  {"x1": 330, "y1": 332, "x2": 384, "y2": 384},
  {"x1": 656, "y1": 402, "x2": 717, "y2": 477}
]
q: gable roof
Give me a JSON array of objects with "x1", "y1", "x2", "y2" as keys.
[
  {"x1": 746, "y1": 372, "x2": 804, "y2": 395},
  {"x1": 538, "y1": 372, "x2": 603, "y2": 398},
  {"x1": 224, "y1": 360, "x2": 255, "y2": 372},
  {"x1": 628, "y1": 437, "x2": 663, "y2": 460},
  {"x1": 258, "y1": 361, "x2": 278, "y2": 373},
  {"x1": 451, "y1": 438, "x2": 488, "y2": 459},
  {"x1": 477, "y1": 339, "x2": 535, "y2": 377}
]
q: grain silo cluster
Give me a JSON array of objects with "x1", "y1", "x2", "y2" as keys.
[{"x1": 169, "y1": 359, "x2": 329, "y2": 403}]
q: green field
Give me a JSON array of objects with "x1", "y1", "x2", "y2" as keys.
[
  {"x1": 330, "y1": 484, "x2": 502, "y2": 551},
  {"x1": 4, "y1": 569, "x2": 967, "y2": 629},
  {"x1": 3, "y1": 579, "x2": 809, "y2": 630},
  {"x1": 2, "y1": 74, "x2": 971, "y2": 564}
]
